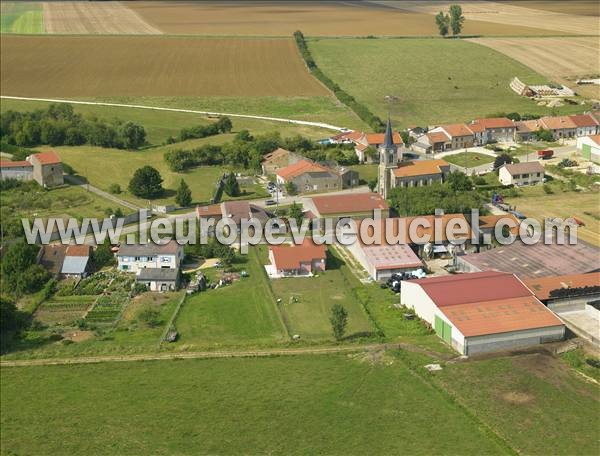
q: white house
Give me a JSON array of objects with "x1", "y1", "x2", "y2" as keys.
[
  {"x1": 577, "y1": 135, "x2": 600, "y2": 163},
  {"x1": 401, "y1": 271, "x2": 565, "y2": 355},
  {"x1": 136, "y1": 268, "x2": 180, "y2": 292},
  {"x1": 499, "y1": 162, "x2": 544, "y2": 186},
  {"x1": 116, "y1": 241, "x2": 183, "y2": 273}
]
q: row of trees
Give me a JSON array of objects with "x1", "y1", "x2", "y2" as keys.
[
  {"x1": 435, "y1": 5, "x2": 465, "y2": 37},
  {"x1": 164, "y1": 130, "x2": 357, "y2": 174},
  {"x1": 169, "y1": 116, "x2": 233, "y2": 143},
  {"x1": 294, "y1": 31, "x2": 385, "y2": 132},
  {"x1": 0, "y1": 104, "x2": 146, "y2": 150}
]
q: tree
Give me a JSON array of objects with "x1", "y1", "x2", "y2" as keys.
[
  {"x1": 223, "y1": 172, "x2": 240, "y2": 197},
  {"x1": 175, "y1": 179, "x2": 193, "y2": 207},
  {"x1": 435, "y1": 11, "x2": 450, "y2": 37},
  {"x1": 92, "y1": 238, "x2": 115, "y2": 270},
  {"x1": 288, "y1": 202, "x2": 304, "y2": 226},
  {"x1": 368, "y1": 179, "x2": 378, "y2": 192},
  {"x1": 215, "y1": 116, "x2": 233, "y2": 133},
  {"x1": 535, "y1": 128, "x2": 554, "y2": 142},
  {"x1": 284, "y1": 181, "x2": 297, "y2": 196},
  {"x1": 120, "y1": 122, "x2": 146, "y2": 149},
  {"x1": 493, "y1": 153, "x2": 513, "y2": 171},
  {"x1": 449, "y1": 4, "x2": 465, "y2": 35},
  {"x1": 0, "y1": 297, "x2": 29, "y2": 350},
  {"x1": 330, "y1": 304, "x2": 348, "y2": 341},
  {"x1": 400, "y1": 130, "x2": 416, "y2": 147},
  {"x1": 108, "y1": 183, "x2": 121, "y2": 194},
  {"x1": 1, "y1": 240, "x2": 49, "y2": 296},
  {"x1": 128, "y1": 166, "x2": 164, "y2": 199},
  {"x1": 446, "y1": 171, "x2": 472, "y2": 192}
]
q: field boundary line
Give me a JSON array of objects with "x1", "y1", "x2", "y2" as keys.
[
  {"x1": 1, "y1": 343, "x2": 400, "y2": 367},
  {"x1": 158, "y1": 291, "x2": 187, "y2": 348},
  {"x1": 0, "y1": 96, "x2": 345, "y2": 132}
]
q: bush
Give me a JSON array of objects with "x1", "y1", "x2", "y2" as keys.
[
  {"x1": 138, "y1": 308, "x2": 163, "y2": 328},
  {"x1": 543, "y1": 184, "x2": 554, "y2": 194},
  {"x1": 108, "y1": 183, "x2": 121, "y2": 194}
]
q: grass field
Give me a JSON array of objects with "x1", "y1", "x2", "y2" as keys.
[
  {"x1": 504, "y1": 185, "x2": 600, "y2": 247},
  {"x1": 443, "y1": 152, "x2": 495, "y2": 168},
  {"x1": 1, "y1": 36, "x2": 328, "y2": 98},
  {"x1": 309, "y1": 38, "x2": 586, "y2": 128},
  {"x1": 0, "y1": 352, "x2": 512, "y2": 455},
  {"x1": 269, "y1": 251, "x2": 374, "y2": 341},
  {"x1": 468, "y1": 37, "x2": 600, "y2": 99},
  {"x1": 435, "y1": 352, "x2": 600, "y2": 455},
  {"x1": 173, "y1": 248, "x2": 288, "y2": 349},
  {"x1": 0, "y1": 1, "x2": 44, "y2": 33}
]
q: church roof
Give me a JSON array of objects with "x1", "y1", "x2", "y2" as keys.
[{"x1": 383, "y1": 118, "x2": 395, "y2": 149}]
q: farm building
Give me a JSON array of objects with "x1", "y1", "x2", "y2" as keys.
[
  {"x1": 266, "y1": 239, "x2": 327, "y2": 278},
  {"x1": 469, "y1": 117, "x2": 516, "y2": 143},
  {"x1": 524, "y1": 272, "x2": 600, "y2": 312},
  {"x1": 476, "y1": 214, "x2": 520, "y2": 242},
  {"x1": 0, "y1": 151, "x2": 64, "y2": 187},
  {"x1": 310, "y1": 192, "x2": 389, "y2": 220},
  {"x1": 499, "y1": 161, "x2": 544, "y2": 186},
  {"x1": 576, "y1": 135, "x2": 600, "y2": 163},
  {"x1": 61, "y1": 245, "x2": 92, "y2": 278},
  {"x1": 401, "y1": 271, "x2": 565, "y2": 355},
  {"x1": 276, "y1": 159, "x2": 341, "y2": 193},
  {"x1": 37, "y1": 244, "x2": 68, "y2": 276},
  {"x1": 197, "y1": 201, "x2": 270, "y2": 234},
  {"x1": 428, "y1": 124, "x2": 475, "y2": 150},
  {"x1": 570, "y1": 114, "x2": 600, "y2": 137},
  {"x1": 116, "y1": 241, "x2": 184, "y2": 273},
  {"x1": 455, "y1": 238, "x2": 600, "y2": 278},
  {"x1": 261, "y1": 148, "x2": 301, "y2": 175},
  {"x1": 391, "y1": 159, "x2": 451, "y2": 188},
  {"x1": 136, "y1": 267, "x2": 180, "y2": 292}
]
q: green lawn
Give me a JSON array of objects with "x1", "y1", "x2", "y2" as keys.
[
  {"x1": 435, "y1": 353, "x2": 600, "y2": 456},
  {"x1": 0, "y1": 353, "x2": 510, "y2": 455},
  {"x1": 443, "y1": 152, "x2": 495, "y2": 168},
  {"x1": 0, "y1": 2, "x2": 44, "y2": 34},
  {"x1": 173, "y1": 248, "x2": 288, "y2": 349},
  {"x1": 309, "y1": 38, "x2": 586, "y2": 128},
  {"x1": 350, "y1": 163, "x2": 378, "y2": 183}
]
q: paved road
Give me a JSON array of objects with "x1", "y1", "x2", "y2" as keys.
[
  {"x1": 65, "y1": 175, "x2": 142, "y2": 211},
  {"x1": 1, "y1": 95, "x2": 346, "y2": 133}
]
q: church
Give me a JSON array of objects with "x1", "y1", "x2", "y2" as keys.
[{"x1": 378, "y1": 119, "x2": 451, "y2": 199}]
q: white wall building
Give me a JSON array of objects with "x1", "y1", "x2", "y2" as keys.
[
  {"x1": 116, "y1": 241, "x2": 184, "y2": 273},
  {"x1": 499, "y1": 162, "x2": 544, "y2": 186}
]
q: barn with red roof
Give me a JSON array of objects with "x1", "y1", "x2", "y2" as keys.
[{"x1": 401, "y1": 271, "x2": 564, "y2": 355}]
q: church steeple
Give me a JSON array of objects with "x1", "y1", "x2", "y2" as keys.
[
  {"x1": 383, "y1": 117, "x2": 394, "y2": 150},
  {"x1": 377, "y1": 117, "x2": 398, "y2": 198}
]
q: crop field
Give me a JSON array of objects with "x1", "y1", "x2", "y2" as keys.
[
  {"x1": 499, "y1": 0, "x2": 600, "y2": 16},
  {"x1": 173, "y1": 248, "x2": 288, "y2": 349},
  {"x1": 309, "y1": 38, "x2": 586, "y2": 128},
  {"x1": 0, "y1": 1, "x2": 44, "y2": 33},
  {"x1": 42, "y1": 1, "x2": 161, "y2": 34},
  {"x1": 435, "y1": 352, "x2": 600, "y2": 455},
  {"x1": 504, "y1": 186, "x2": 600, "y2": 247},
  {"x1": 0, "y1": 35, "x2": 328, "y2": 98},
  {"x1": 378, "y1": 0, "x2": 599, "y2": 35},
  {"x1": 127, "y1": 0, "x2": 552, "y2": 37},
  {"x1": 468, "y1": 37, "x2": 600, "y2": 99}
]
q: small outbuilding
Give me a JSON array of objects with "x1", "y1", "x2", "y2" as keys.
[
  {"x1": 136, "y1": 268, "x2": 180, "y2": 292},
  {"x1": 61, "y1": 245, "x2": 92, "y2": 278}
]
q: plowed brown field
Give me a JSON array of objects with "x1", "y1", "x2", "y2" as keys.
[
  {"x1": 0, "y1": 36, "x2": 329, "y2": 98},
  {"x1": 127, "y1": 0, "x2": 555, "y2": 36}
]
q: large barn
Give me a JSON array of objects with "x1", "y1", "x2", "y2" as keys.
[{"x1": 401, "y1": 271, "x2": 565, "y2": 355}]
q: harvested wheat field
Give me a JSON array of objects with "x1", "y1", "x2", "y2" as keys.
[
  {"x1": 470, "y1": 37, "x2": 600, "y2": 98},
  {"x1": 127, "y1": 0, "x2": 553, "y2": 36},
  {"x1": 372, "y1": 0, "x2": 600, "y2": 35},
  {"x1": 43, "y1": 1, "x2": 161, "y2": 34},
  {"x1": 0, "y1": 35, "x2": 328, "y2": 98},
  {"x1": 499, "y1": 0, "x2": 600, "y2": 16}
]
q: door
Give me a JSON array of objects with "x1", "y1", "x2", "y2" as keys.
[{"x1": 434, "y1": 315, "x2": 452, "y2": 344}]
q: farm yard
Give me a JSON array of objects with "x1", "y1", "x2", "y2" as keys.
[
  {"x1": 468, "y1": 37, "x2": 600, "y2": 99},
  {"x1": 309, "y1": 38, "x2": 586, "y2": 128},
  {"x1": 0, "y1": 36, "x2": 328, "y2": 98}
]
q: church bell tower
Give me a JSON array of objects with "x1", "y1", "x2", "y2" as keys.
[{"x1": 378, "y1": 118, "x2": 398, "y2": 198}]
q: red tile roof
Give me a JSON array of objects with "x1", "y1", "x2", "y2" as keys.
[
  {"x1": 262, "y1": 147, "x2": 290, "y2": 163},
  {"x1": 541, "y1": 116, "x2": 577, "y2": 130},
  {"x1": 365, "y1": 132, "x2": 403, "y2": 145},
  {"x1": 30, "y1": 151, "x2": 61, "y2": 165},
  {"x1": 363, "y1": 244, "x2": 423, "y2": 270},
  {"x1": 312, "y1": 193, "x2": 388, "y2": 215},
  {"x1": 471, "y1": 117, "x2": 515, "y2": 129},
  {"x1": 442, "y1": 123, "x2": 474, "y2": 138},
  {"x1": 392, "y1": 159, "x2": 449, "y2": 178},
  {"x1": 269, "y1": 239, "x2": 327, "y2": 270},
  {"x1": 439, "y1": 295, "x2": 563, "y2": 337},
  {"x1": 523, "y1": 272, "x2": 600, "y2": 301},
  {"x1": 503, "y1": 161, "x2": 544, "y2": 175},
  {"x1": 0, "y1": 160, "x2": 32, "y2": 168},
  {"x1": 427, "y1": 131, "x2": 450, "y2": 144},
  {"x1": 276, "y1": 159, "x2": 332, "y2": 181},
  {"x1": 478, "y1": 214, "x2": 520, "y2": 235},
  {"x1": 411, "y1": 271, "x2": 532, "y2": 307},
  {"x1": 65, "y1": 244, "x2": 91, "y2": 257},
  {"x1": 587, "y1": 134, "x2": 600, "y2": 146},
  {"x1": 196, "y1": 204, "x2": 223, "y2": 218},
  {"x1": 569, "y1": 114, "x2": 599, "y2": 128}
]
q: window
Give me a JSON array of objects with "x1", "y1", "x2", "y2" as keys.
[{"x1": 161, "y1": 257, "x2": 171, "y2": 263}]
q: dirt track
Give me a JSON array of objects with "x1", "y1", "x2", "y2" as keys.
[
  {"x1": 469, "y1": 37, "x2": 600, "y2": 98},
  {"x1": 43, "y1": 1, "x2": 162, "y2": 34},
  {"x1": 370, "y1": 0, "x2": 600, "y2": 35}
]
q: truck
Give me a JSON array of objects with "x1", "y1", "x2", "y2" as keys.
[{"x1": 537, "y1": 149, "x2": 554, "y2": 159}]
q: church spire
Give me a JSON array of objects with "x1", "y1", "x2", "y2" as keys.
[{"x1": 383, "y1": 117, "x2": 394, "y2": 150}]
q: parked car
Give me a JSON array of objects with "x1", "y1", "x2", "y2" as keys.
[{"x1": 265, "y1": 199, "x2": 276, "y2": 206}]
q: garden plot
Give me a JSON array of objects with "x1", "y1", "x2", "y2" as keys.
[
  {"x1": 85, "y1": 294, "x2": 130, "y2": 325},
  {"x1": 34, "y1": 295, "x2": 96, "y2": 325}
]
